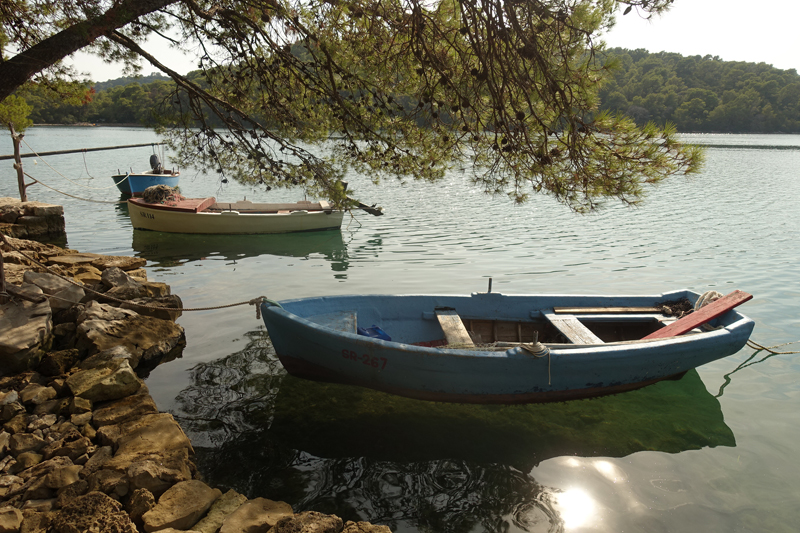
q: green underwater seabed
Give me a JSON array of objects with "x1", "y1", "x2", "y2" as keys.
[
  {"x1": 178, "y1": 331, "x2": 735, "y2": 493},
  {"x1": 267, "y1": 366, "x2": 734, "y2": 467}
]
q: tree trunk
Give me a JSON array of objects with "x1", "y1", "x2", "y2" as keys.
[
  {"x1": 0, "y1": 0, "x2": 178, "y2": 101},
  {"x1": 10, "y1": 124, "x2": 27, "y2": 202}
]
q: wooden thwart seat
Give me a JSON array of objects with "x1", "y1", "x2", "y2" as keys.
[
  {"x1": 543, "y1": 312, "x2": 604, "y2": 344},
  {"x1": 553, "y1": 306, "x2": 660, "y2": 314},
  {"x1": 435, "y1": 308, "x2": 475, "y2": 347}
]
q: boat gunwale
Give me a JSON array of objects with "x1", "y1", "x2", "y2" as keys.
[
  {"x1": 112, "y1": 171, "x2": 180, "y2": 178},
  {"x1": 266, "y1": 308, "x2": 745, "y2": 357},
  {"x1": 261, "y1": 291, "x2": 754, "y2": 358},
  {"x1": 128, "y1": 198, "x2": 340, "y2": 216},
  {"x1": 115, "y1": 172, "x2": 181, "y2": 197}
]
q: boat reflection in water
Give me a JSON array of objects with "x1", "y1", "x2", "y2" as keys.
[
  {"x1": 130, "y1": 228, "x2": 349, "y2": 270},
  {"x1": 114, "y1": 193, "x2": 132, "y2": 223},
  {"x1": 175, "y1": 331, "x2": 736, "y2": 533}
]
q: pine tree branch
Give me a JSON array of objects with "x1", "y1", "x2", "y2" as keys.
[{"x1": 0, "y1": 0, "x2": 178, "y2": 101}]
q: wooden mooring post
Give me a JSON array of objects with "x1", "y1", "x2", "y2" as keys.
[{"x1": 9, "y1": 123, "x2": 29, "y2": 202}]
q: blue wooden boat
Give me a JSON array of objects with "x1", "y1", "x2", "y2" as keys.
[
  {"x1": 112, "y1": 155, "x2": 180, "y2": 196},
  {"x1": 113, "y1": 170, "x2": 180, "y2": 196},
  {"x1": 260, "y1": 289, "x2": 754, "y2": 404}
]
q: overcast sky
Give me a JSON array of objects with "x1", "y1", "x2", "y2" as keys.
[
  {"x1": 70, "y1": 0, "x2": 800, "y2": 82},
  {"x1": 603, "y1": 0, "x2": 800, "y2": 72}
]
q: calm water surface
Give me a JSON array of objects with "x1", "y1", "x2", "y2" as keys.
[{"x1": 3, "y1": 127, "x2": 799, "y2": 532}]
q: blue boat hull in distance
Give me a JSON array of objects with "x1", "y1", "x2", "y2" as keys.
[
  {"x1": 260, "y1": 290, "x2": 755, "y2": 404},
  {"x1": 113, "y1": 171, "x2": 180, "y2": 196}
]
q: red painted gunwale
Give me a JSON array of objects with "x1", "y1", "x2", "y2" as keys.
[
  {"x1": 128, "y1": 197, "x2": 216, "y2": 213},
  {"x1": 643, "y1": 290, "x2": 753, "y2": 340}
]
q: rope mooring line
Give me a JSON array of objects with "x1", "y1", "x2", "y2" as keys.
[
  {"x1": 520, "y1": 342, "x2": 552, "y2": 385},
  {"x1": 23, "y1": 172, "x2": 128, "y2": 204},
  {"x1": 82, "y1": 151, "x2": 98, "y2": 181},
  {"x1": 745, "y1": 339, "x2": 800, "y2": 355},
  {"x1": 22, "y1": 138, "x2": 129, "y2": 191},
  {"x1": 7, "y1": 232, "x2": 797, "y2": 348},
  {"x1": 1, "y1": 234, "x2": 272, "y2": 317}
]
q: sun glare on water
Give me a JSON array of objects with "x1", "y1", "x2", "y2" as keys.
[{"x1": 554, "y1": 488, "x2": 597, "y2": 530}]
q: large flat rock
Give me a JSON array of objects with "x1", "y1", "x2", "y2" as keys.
[
  {"x1": 219, "y1": 498, "x2": 294, "y2": 533},
  {"x1": 23, "y1": 271, "x2": 85, "y2": 311},
  {"x1": 47, "y1": 253, "x2": 145, "y2": 272},
  {"x1": 0, "y1": 235, "x2": 74, "y2": 258},
  {"x1": 0, "y1": 196, "x2": 64, "y2": 217},
  {"x1": 46, "y1": 253, "x2": 104, "y2": 267},
  {"x1": 97, "y1": 412, "x2": 193, "y2": 458},
  {"x1": 92, "y1": 391, "x2": 158, "y2": 427},
  {"x1": 0, "y1": 285, "x2": 53, "y2": 375},
  {"x1": 65, "y1": 359, "x2": 143, "y2": 402},
  {"x1": 192, "y1": 489, "x2": 248, "y2": 533},
  {"x1": 123, "y1": 449, "x2": 194, "y2": 496},
  {"x1": 76, "y1": 301, "x2": 184, "y2": 367},
  {"x1": 0, "y1": 198, "x2": 63, "y2": 217},
  {"x1": 97, "y1": 413, "x2": 194, "y2": 496},
  {"x1": 142, "y1": 480, "x2": 221, "y2": 532}
]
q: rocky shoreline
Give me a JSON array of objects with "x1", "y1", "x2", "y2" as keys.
[{"x1": 1, "y1": 235, "x2": 389, "y2": 533}]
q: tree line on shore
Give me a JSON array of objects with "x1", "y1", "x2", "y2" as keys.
[
  {"x1": 20, "y1": 48, "x2": 800, "y2": 133},
  {"x1": 599, "y1": 48, "x2": 800, "y2": 133}
]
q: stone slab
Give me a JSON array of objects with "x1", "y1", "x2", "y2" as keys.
[
  {"x1": 1, "y1": 285, "x2": 53, "y2": 375},
  {"x1": 142, "y1": 480, "x2": 221, "y2": 532},
  {"x1": 65, "y1": 359, "x2": 143, "y2": 402},
  {"x1": 220, "y1": 498, "x2": 294, "y2": 533}
]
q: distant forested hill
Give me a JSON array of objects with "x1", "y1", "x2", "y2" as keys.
[
  {"x1": 25, "y1": 81, "x2": 172, "y2": 125},
  {"x1": 23, "y1": 73, "x2": 189, "y2": 125},
  {"x1": 599, "y1": 48, "x2": 800, "y2": 132},
  {"x1": 92, "y1": 73, "x2": 171, "y2": 92},
  {"x1": 20, "y1": 50, "x2": 800, "y2": 132}
]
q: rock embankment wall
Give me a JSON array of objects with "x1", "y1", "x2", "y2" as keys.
[
  {"x1": 0, "y1": 236, "x2": 390, "y2": 533},
  {"x1": 0, "y1": 198, "x2": 66, "y2": 240}
]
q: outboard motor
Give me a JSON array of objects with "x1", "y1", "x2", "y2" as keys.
[{"x1": 149, "y1": 154, "x2": 163, "y2": 174}]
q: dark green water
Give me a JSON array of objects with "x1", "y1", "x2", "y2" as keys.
[
  {"x1": 3, "y1": 128, "x2": 799, "y2": 532},
  {"x1": 178, "y1": 331, "x2": 737, "y2": 532}
]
